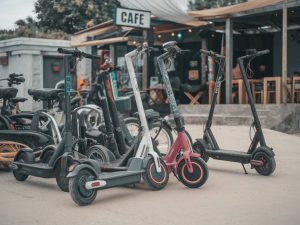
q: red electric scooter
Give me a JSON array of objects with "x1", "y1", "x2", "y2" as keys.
[{"x1": 157, "y1": 41, "x2": 209, "y2": 188}]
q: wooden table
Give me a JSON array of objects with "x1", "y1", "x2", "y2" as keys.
[
  {"x1": 148, "y1": 86, "x2": 166, "y2": 105},
  {"x1": 263, "y1": 77, "x2": 282, "y2": 104},
  {"x1": 232, "y1": 79, "x2": 246, "y2": 104},
  {"x1": 249, "y1": 79, "x2": 263, "y2": 104},
  {"x1": 292, "y1": 76, "x2": 300, "y2": 103}
]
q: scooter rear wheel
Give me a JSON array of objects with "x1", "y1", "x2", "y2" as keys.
[
  {"x1": 143, "y1": 158, "x2": 169, "y2": 190},
  {"x1": 69, "y1": 169, "x2": 97, "y2": 206},
  {"x1": 86, "y1": 145, "x2": 115, "y2": 162},
  {"x1": 253, "y1": 151, "x2": 276, "y2": 176},
  {"x1": 177, "y1": 157, "x2": 209, "y2": 188},
  {"x1": 13, "y1": 152, "x2": 34, "y2": 181}
]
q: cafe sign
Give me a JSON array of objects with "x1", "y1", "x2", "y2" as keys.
[{"x1": 114, "y1": 7, "x2": 151, "y2": 29}]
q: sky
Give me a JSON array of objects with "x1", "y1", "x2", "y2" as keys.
[{"x1": 0, "y1": 0, "x2": 36, "y2": 30}]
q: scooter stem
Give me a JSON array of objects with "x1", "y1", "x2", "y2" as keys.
[{"x1": 125, "y1": 48, "x2": 161, "y2": 172}]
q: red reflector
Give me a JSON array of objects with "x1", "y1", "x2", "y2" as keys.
[
  {"x1": 9, "y1": 123, "x2": 15, "y2": 130},
  {"x1": 91, "y1": 181, "x2": 101, "y2": 187}
]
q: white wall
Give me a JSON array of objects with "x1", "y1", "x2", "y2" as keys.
[{"x1": 0, "y1": 37, "x2": 70, "y2": 111}]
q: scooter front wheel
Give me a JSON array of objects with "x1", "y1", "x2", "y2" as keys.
[
  {"x1": 142, "y1": 158, "x2": 169, "y2": 190},
  {"x1": 69, "y1": 169, "x2": 97, "y2": 206},
  {"x1": 177, "y1": 157, "x2": 209, "y2": 188},
  {"x1": 253, "y1": 151, "x2": 276, "y2": 176},
  {"x1": 13, "y1": 151, "x2": 34, "y2": 181}
]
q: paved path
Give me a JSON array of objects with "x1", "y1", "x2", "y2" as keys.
[{"x1": 0, "y1": 125, "x2": 299, "y2": 225}]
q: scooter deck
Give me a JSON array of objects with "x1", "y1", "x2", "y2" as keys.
[
  {"x1": 12, "y1": 162, "x2": 54, "y2": 178},
  {"x1": 206, "y1": 149, "x2": 251, "y2": 163},
  {"x1": 96, "y1": 170, "x2": 144, "y2": 189}
]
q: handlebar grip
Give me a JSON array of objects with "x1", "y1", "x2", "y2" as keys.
[
  {"x1": 57, "y1": 48, "x2": 75, "y2": 54},
  {"x1": 58, "y1": 48, "x2": 100, "y2": 59},
  {"x1": 180, "y1": 49, "x2": 191, "y2": 54},
  {"x1": 14, "y1": 77, "x2": 25, "y2": 83},
  {"x1": 256, "y1": 49, "x2": 270, "y2": 56},
  {"x1": 239, "y1": 49, "x2": 270, "y2": 60},
  {"x1": 9, "y1": 73, "x2": 23, "y2": 77}
]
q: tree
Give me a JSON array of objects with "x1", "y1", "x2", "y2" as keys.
[
  {"x1": 189, "y1": 0, "x2": 247, "y2": 10},
  {"x1": 34, "y1": 0, "x2": 120, "y2": 34}
]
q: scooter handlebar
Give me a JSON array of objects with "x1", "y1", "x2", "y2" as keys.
[
  {"x1": 200, "y1": 49, "x2": 225, "y2": 59},
  {"x1": 239, "y1": 49, "x2": 270, "y2": 60},
  {"x1": 57, "y1": 48, "x2": 100, "y2": 59}
]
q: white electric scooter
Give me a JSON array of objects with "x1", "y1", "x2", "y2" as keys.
[{"x1": 67, "y1": 42, "x2": 169, "y2": 206}]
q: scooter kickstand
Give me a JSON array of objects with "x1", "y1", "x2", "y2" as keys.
[{"x1": 241, "y1": 163, "x2": 248, "y2": 174}]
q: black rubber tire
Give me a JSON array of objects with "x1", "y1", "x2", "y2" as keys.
[
  {"x1": 55, "y1": 160, "x2": 69, "y2": 192},
  {"x1": 13, "y1": 152, "x2": 34, "y2": 181},
  {"x1": 142, "y1": 158, "x2": 169, "y2": 190},
  {"x1": 192, "y1": 141, "x2": 209, "y2": 162},
  {"x1": 177, "y1": 157, "x2": 209, "y2": 188},
  {"x1": 125, "y1": 117, "x2": 174, "y2": 156},
  {"x1": 124, "y1": 117, "x2": 140, "y2": 137},
  {"x1": 151, "y1": 124, "x2": 174, "y2": 156},
  {"x1": 253, "y1": 151, "x2": 276, "y2": 176},
  {"x1": 69, "y1": 169, "x2": 97, "y2": 206},
  {"x1": 86, "y1": 145, "x2": 112, "y2": 163}
]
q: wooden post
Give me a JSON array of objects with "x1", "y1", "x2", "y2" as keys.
[
  {"x1": 282, "y1": 0, "x2": 288, "y2": 104},
  {"x1": 225, "y1": 18, "x2": 233, "y2": 104},
  {"x1": 142, "y1": 29, "x2": 148, "y2": 90}
]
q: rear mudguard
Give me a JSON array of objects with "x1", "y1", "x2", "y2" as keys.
[
  {"x1": 175, "y1": 152, "x2": 201, "y2": 173},
  {"x1": 67, "y1": 160, "x2": 100, "y2": 178},
  {"x1": 14, "y1": 148, "x2": 34, "y2": 161},
  {"x1": 39, "y1": 145, "x2": 56, "y2": 161},
  {"x1": 251, "y1": 146, "x2": 275, "y2": 158},
  {"x1": 195, "y1": 138, "x2": 211, "y2": 150}
]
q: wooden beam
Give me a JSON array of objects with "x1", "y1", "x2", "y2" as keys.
[
  {"x1": 282, "y1": 0, "x2": 288, "y2": 103},
  {"x1": 71, "y1": 37, "x2": 129, "y2": 47},
  {"x1": 225, "y1": 18, "x2": 233, "y2": 104}
]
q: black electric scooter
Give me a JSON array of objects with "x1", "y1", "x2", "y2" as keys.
[
  {"x1": 193, "y1": 49, "x2": 276, "y2": 175},
  {"x1": 67, "y1": 43, "x2": 169, "y2": 206},
  {"x1": 10, "y1": 48, "x2": 100, "y2": 191}
]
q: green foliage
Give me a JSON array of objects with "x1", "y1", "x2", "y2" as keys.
[
  {"x1": 34, "y1": 0, "x2": 120, "y2": 34},
  {"x1": 189, "y1": 0, "x2": 247, "y2": 10},
  {"x1": 0, "y1": 17, "x2": 69, "y2": 40}
]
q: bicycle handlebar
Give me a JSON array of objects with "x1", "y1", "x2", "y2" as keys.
[
  {"x1": 200, "y1": 49, "x2": 225, "y2": 59},
  {"x1": 57, "y1": 48, "x2": 100, "y2": 59},
  {"x1": 238, "y1": 49, "x2": 270, "y2": 60}
]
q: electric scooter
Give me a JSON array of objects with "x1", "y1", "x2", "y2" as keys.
[
  {"x1": 10, "y1": 48, "x2": 99, "y2": 191},
  {"x1": 67, "y1": 43, "x2": 169, "y2": 206},
  {"x1": 156, "y1": 41, "x2": 209, "y2": 188},
  {"x1": 193, "y1": 49, "x2": 276, "y2": 175}
]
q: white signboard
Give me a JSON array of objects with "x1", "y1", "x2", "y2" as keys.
[{"x1": 115, "y1": 8, "x2": 151, "y2": 29}]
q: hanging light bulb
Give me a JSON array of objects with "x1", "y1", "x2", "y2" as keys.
[{"x1": 171, "y1": 32, "x2": 175, "y2": 36}]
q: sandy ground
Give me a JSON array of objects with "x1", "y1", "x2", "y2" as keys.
[{"x1": 0, "y1": 125, "x2": 300, "y2": 225}]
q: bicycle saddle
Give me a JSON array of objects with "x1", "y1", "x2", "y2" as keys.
[
  {"x1": 10, "y1": 97, "x2": 28, "y2": 104},
  {"x1": 134, "y1": 109, "x2": 160, "y2": 121},
  {"x1": 180, "y1": 84, "x2": 208, "y2": 93},
  {"x1": 0, "y1": 87, "x2": 18, "y2": 100},
  {"x1": 28, "y1": 88, "x2": 64, "y2": 101}
]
